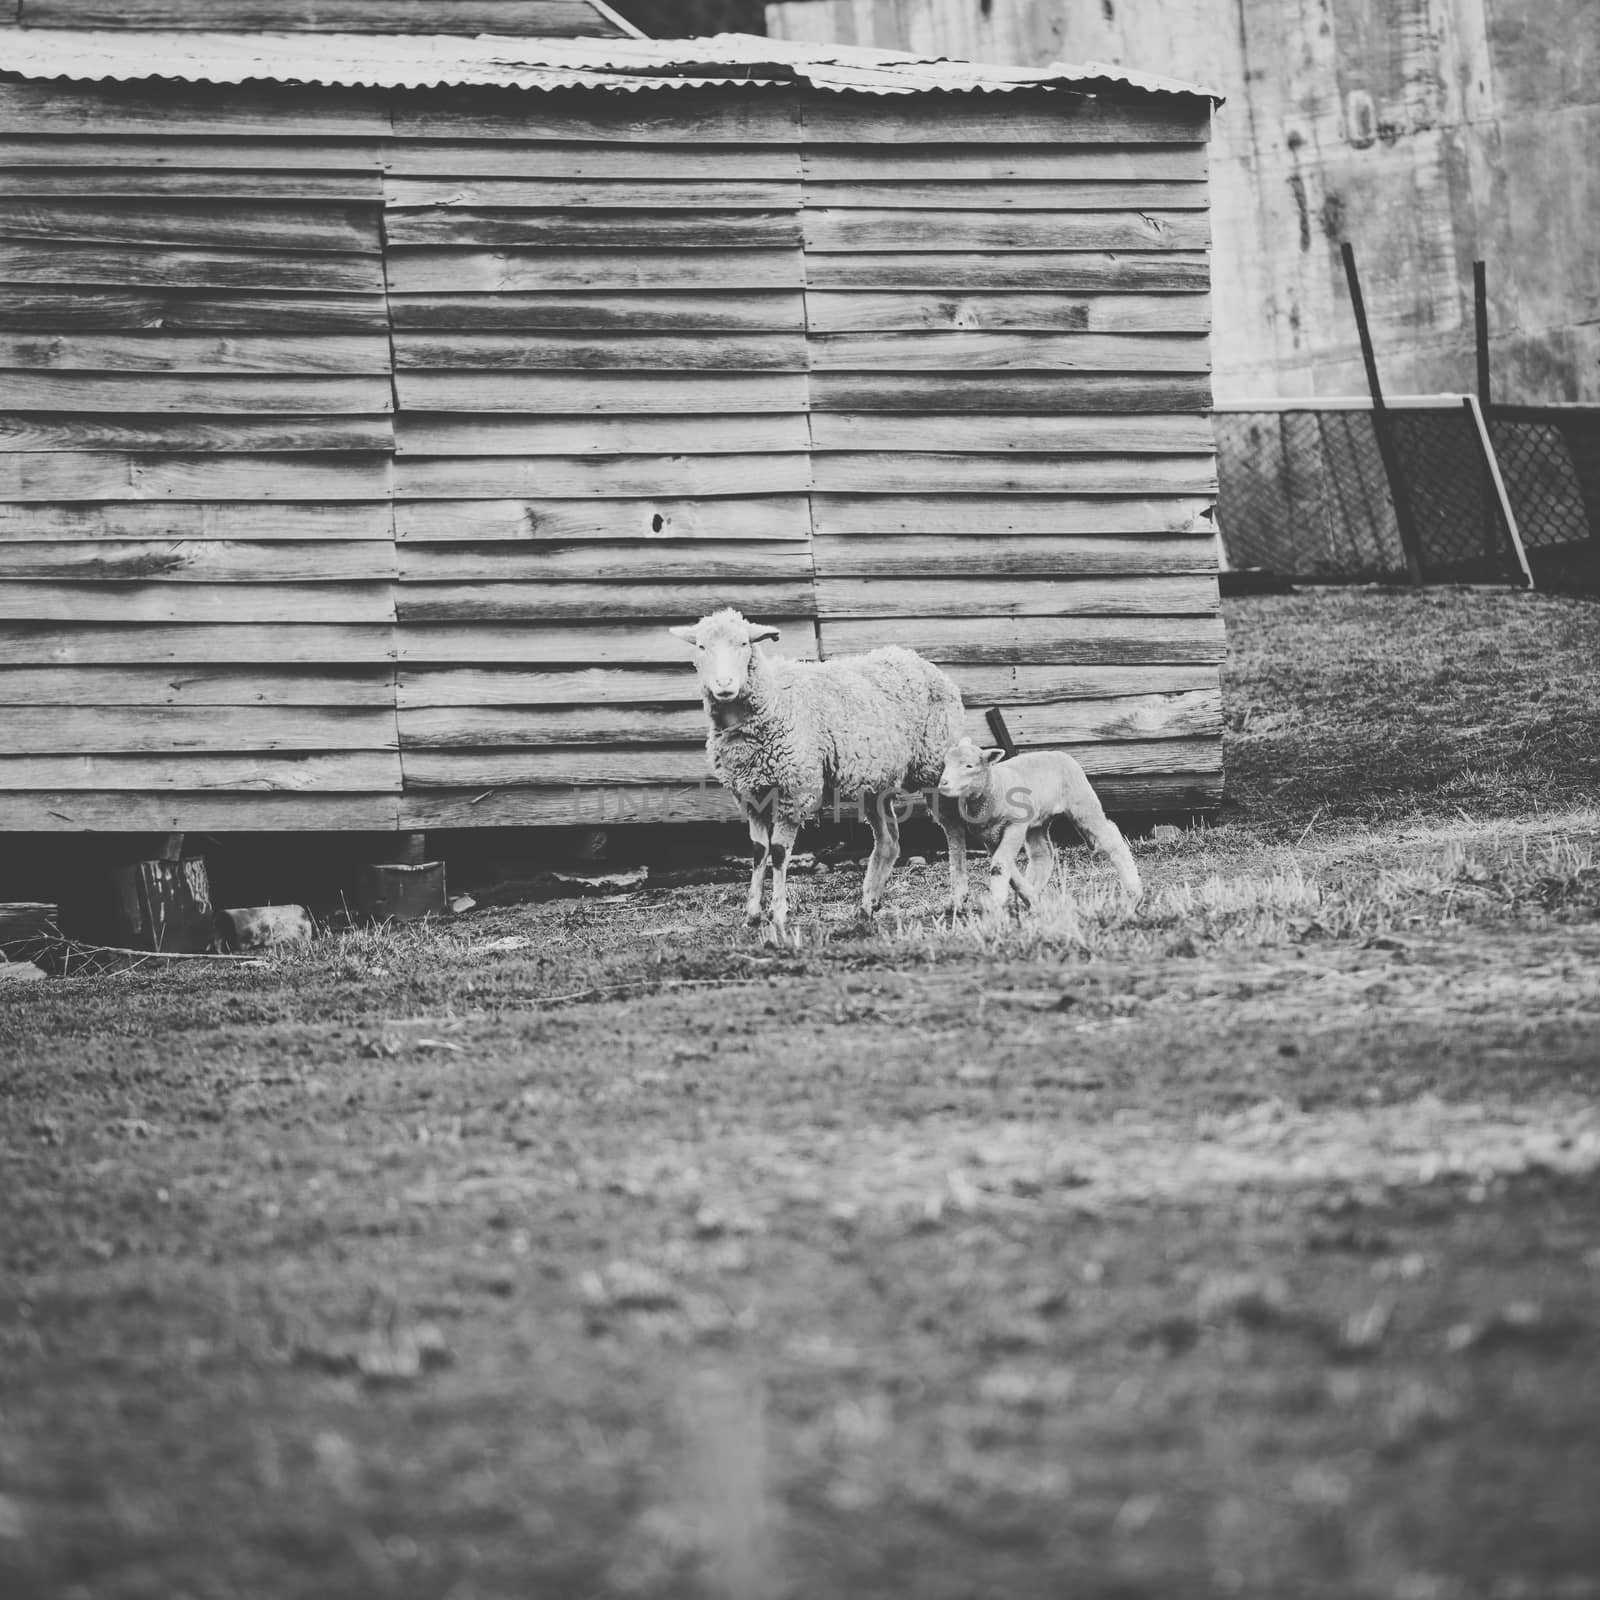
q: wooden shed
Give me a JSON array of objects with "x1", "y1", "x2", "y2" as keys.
[{"x1": 0, "y1": 15, "x2": 1224, "y2": 836}]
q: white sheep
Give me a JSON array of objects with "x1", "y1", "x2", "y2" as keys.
[
  {"x1": 937, "y1": 737, "x2": 1143, "y2": 912},
  {"x1": 670, "y1": 608, "x2": 968, "y2": 944}
]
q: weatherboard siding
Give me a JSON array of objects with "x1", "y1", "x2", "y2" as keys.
[{"x1": 0, "y1": 80, "x2": 1218, "y2": 831}]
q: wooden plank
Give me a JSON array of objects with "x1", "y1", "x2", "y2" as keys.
[
  {"x1": 396, "y1": 414, "x2": 809, "y2": 458},
  {"x1": 0, "y1": 415, "x2": 394, "y2": 453},
  {"x1": 801, "y1": 146, "x2": 1208, "y2": 182},
  {"x1": 397, "y1": 666, "x2": 700, "y2": 707},
  {"x1": 0, "y1": 623, "x2": 395, "y2": 665},
  {"x1": 805, "y1": 252, "x2": 1209, "y2": 291},
  {"x1": 0, "y1": 201, "x2": 381, "y2": 255},
  {"x1": 808, "y1": 332, "x2": 1210, "y2": 373},
  {"x1": 390, "y1": 91, "x2": 803, "y2": 144},
  {"x1": 0, "y1": 581, "x2": 396, "y2": 624},
  {"x1": 0, "y1": 170, "x2": 383, "y2": 201},
  {"x1": 22, "y1": 0, "x2": 629, "y2": 32},
  {"x1": 820, "y1": 615, "x2": 1225, "y2": 665},
  {"x1": 802, "y1": 181, "x2": 1206, "y2": 211},
  {"x1": 398, "y1": 542, "x2": 813, "y2": 583},
  {"x1": 959, "y1": 690, "x2": 1223, "y2": 746},
  {"x1": 397, "y1": 580, "x2": 818, "y2": 622},
  {"x1": 399, "y1": 705, "x2": 706, "y2": 748},
  {"x1": 0, "y1": 453, "x2": 393, "y2": 501},
  {"x1": 0, "y1": 242, "x2": 387, "y2": 291},
  {"x1": 947, "y1": 663, "x2": 1220, "y2": 704},
  {"x1": 410, "y1": 742, "x2": 1220, "y2": 786},
  {"x1": 393, "y1": 372, "x2": 810, "y2": 414},
  {"x1": 392, "y1": 332, "x2": 808, "y2": 371},
  {"x1": 388, "y1": 289, "x2": 805, "y2": 332},
  {"x1": 0, "y1": 138, "x2": 384, "y2": 172},
  {"x1": 812, "y1": 495, "x2": 1216, "y2": 537},
  {"x1": 402, "y1": 747, "x2": 712, "y2": 788},
  {"x1": 0, "y1": 334, "x2": 391, "y2": 373},
  {"x1": 799, "y1": 98, "x2": 1211, "y2": 145},
  {"x1": 811, "y1": 456, "x2": 1217, "y2": 495},
  {"x1": 995, "y1": 738, "x2": 1221, "y2": 777},
  {"x1": 815, "y1": 575, "x2": 1217, "y2": 619},
  {"x1": 385, "y1": 179, "x2": 801, "y2": 210},
  {"x1": 395, "y1": 454, "x2": 813, "y2": 499},
  {"x1": 0, "y1": 290, "x2": 390, "y2": 333},
  {"x1": 0, "y1": 375, "x2": 393, "y2": 414},
  {"x1": 0, "y1": 665, "x2": 396, "y2": 705},
  {"x1": 386, "y1": 142, "x2": 802, "y2": 180},
  {"x1": 385, "y1": 248, "x2": 804, "y2": 293},
  {"x1": 812, "y1": 535, "x2": 1217, "y2": 578},
  {"x1": 1005, "y1": 769, "x2": 1223, "y2": 812},
  {"x1": 384, "y1": 210, "x2": 802, "y2": 249},
  {"x1": 398, "y1": 783, "x2": 739, "y2": 829},
  {"x1": 0, "y1": 791, "x2": 405, "y2": 831},
  {"x1": 805, "y1": 292, "x2": 1210, "y2": 335},
  {"x1": 810, "y1": 374, "x2": 1212, "y2": 413},
  {"x1": 390, "y1": 690, "x2": 1217, "y2": 749},
  {"x1": 397, "y1": 622, "x2": 817, "y2": 666},
  {"x1": 3, "y1": 704, "x2": 399, "y2": 754},
  {"x1": 0, "y1": 625, "x2": 390, "y2": 675},
  {"x1": 0, "y1": 751, "x2": 401, "y2": 791},
  {"x1": 805, "y1": 211, "x2": 1210, "y2": 254},
  {"x1": 395, "y1": 768, "x2": 1223, "y2": 820},
  {"x1": 0, "y1": 84, "x2": 391, "y2": 140},
  {"x1": 0, "y1": 502, "x2": 394, "y2": 540},
  {"x1": 395, "y1": 496, "x2": 810, "y2": 542},
  {"x1": 0, "y1": 541, "x2": 395, "y2": 582},
  {"x1": 809, "y1": 415, "x2": 1215, "y2": 453}
]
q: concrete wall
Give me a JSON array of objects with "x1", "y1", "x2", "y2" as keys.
[{"x1": 767, "y1": 0, "x2": 1600, "y2": 403}]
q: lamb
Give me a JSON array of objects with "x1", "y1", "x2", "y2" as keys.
[
  {"x1": 937, "y1": 737, "x2": 1143, "y2": 912},
  {"x1": 670, "y1": 607, "x2": 968, "y2": 945}
]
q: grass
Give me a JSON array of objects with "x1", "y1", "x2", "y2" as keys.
[{"x1": 3, "y1": 587, "x2": 1600, "y2": 1600}]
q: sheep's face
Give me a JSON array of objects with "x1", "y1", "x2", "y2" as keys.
[
  {"x1": 669, "y1": 609, "x2": 780, "y2": 704},
  {"x1": 938, "y1": 738, "x2": 1005, "y2": 799}
]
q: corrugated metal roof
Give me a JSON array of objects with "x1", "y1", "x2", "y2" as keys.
[{"x1": 0, "y1": 28, "x2": 1222, "y2": 102}]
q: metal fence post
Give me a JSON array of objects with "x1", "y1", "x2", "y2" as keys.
[{"x1": 1341, "y1": 243, "x2": 1425, "y2": 587}]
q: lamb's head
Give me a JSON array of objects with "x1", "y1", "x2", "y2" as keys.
[
  {"x1": 669, "y1": 608, "x2": 780, "y2": 704},
  {"x1": 938, "y1": 737, "x2": 1005, "y2": 799}
]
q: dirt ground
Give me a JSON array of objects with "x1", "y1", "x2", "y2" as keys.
[{"x1": 3, "y1": 588, "x2": 1599, "y2": 1600}]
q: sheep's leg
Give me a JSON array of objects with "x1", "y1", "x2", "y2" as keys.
[
  {"x1": 934, "y1": 789, "x2": 969, "y2": 918},
  {"x1": 861, "y1": 790, "x2": 901, "y2": 914},
  {"x1": 1023, "y1": 825, "x2": 1057, "y2": 896},
  {"x1": 766, "y1": 811, "x2": 802, "y2": 948},
  {"x1": 986, "y1": 819, "x2": 1038, "y2": 913},
  {"x1": 1060, "y1": 779, "x2": 1144, "y2": 901},
  {"x1": 744, "y1": 804, "x2": 771, "y2": 926}
]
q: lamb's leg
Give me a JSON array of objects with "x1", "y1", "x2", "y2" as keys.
[
  {"x1": 1023, "y1": 825, "x2": 1057, "y2": 896},
  {"x1": 1060, "y1": 778, "x2": 1144, "y2": 901},
  {"x1": 861, "y1": 789, "x2": 901, "y2": 914},
  {"x1": 934, "y1": 789, "x2": 969, "y2": 918},
  {"x1": 986, "y1": 819, "x2": 1038, "y2": 912},
  {"x1": 744, "y1": 803, "x2": 771, "y2": 926},
  {"x1": 766, "y1": 811, "x2": 802, "y2": 947}
]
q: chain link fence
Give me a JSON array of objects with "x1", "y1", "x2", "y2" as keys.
[
  {"x1": 1214, "y1": 399, "x2": 1599, "y2": 591},
  {"x1": 1487, "y1": 407, "x2": 1600, "y2": 592}
]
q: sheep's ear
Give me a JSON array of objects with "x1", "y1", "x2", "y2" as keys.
[
  {"x1": 746, "y1": 622, "x2": 781, "y2": 644},
  {"x1": 668, "y1": 624, "x2": 698, "y2": 643},
  {"x1": 983, "y1": 747, "x2": 1008, "y2": 765}
]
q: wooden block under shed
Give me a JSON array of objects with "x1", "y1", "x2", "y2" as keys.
[
  {"x1": 221, "y1": 904, "x2": 314, "y2": 949},
  {"x1": 357, "y1": 861, "x2": 447, "y2": 922},
  {"x1": 108, "y1": 858, "x2": 216, "y2": 953}
]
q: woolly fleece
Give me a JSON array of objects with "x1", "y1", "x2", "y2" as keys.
[{"x1": 683, "y1": 609, "x2": 964, "y2": 815}]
